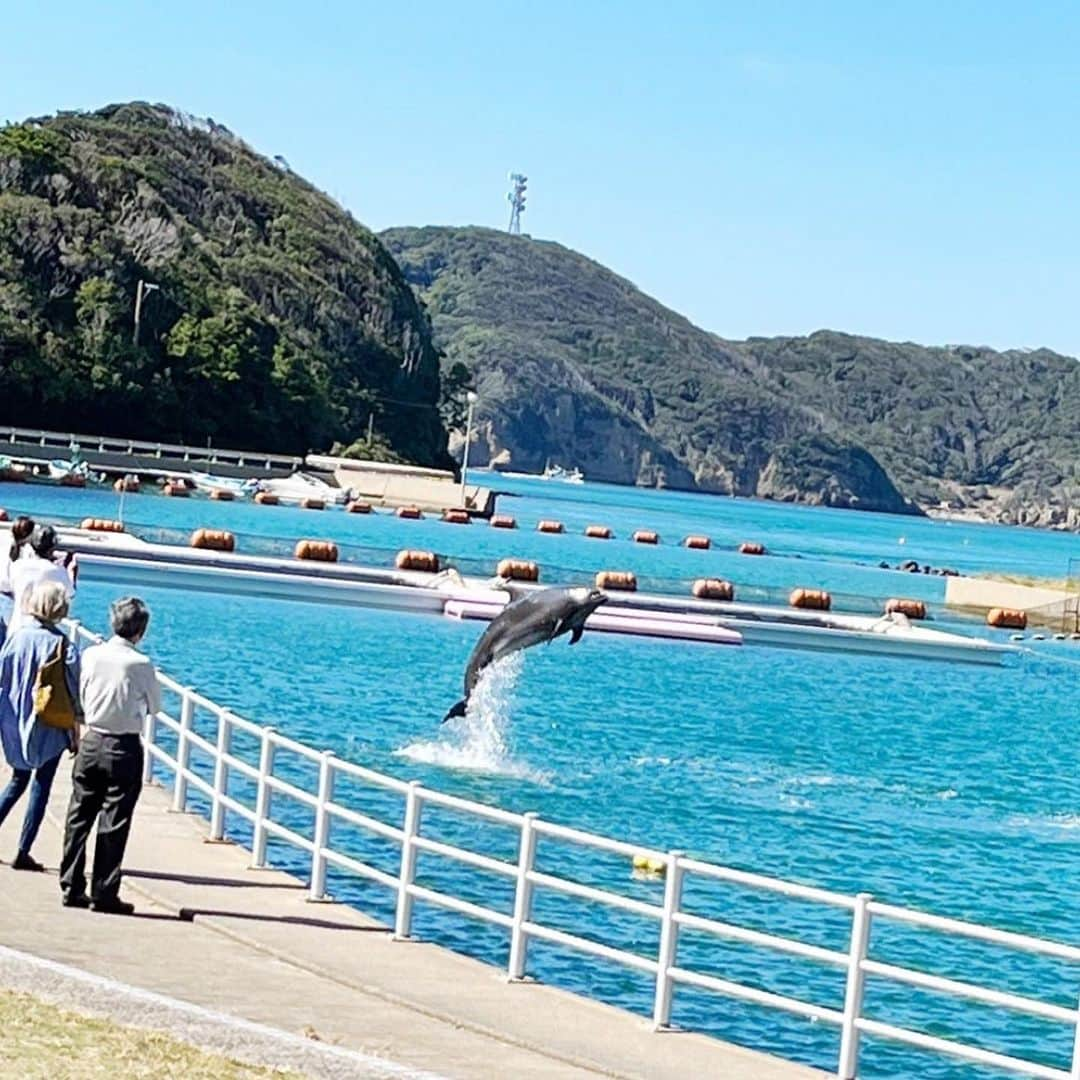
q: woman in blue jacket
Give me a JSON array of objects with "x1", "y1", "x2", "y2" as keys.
[{"x1": 0, "y1": 579, "x2": 80, "y2": 870}]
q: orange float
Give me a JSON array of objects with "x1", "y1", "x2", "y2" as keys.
[
  {"x1": 346, "y1": 500, "x2": 372, "y2": 514},
  {"x1": 163, "y1": 482, "x2": 189, "y2": 497},
  {"x1": 294, "y1": 539, "x2": 338, "y2": 562},
  {"x1": 113, "y1": 477, "x2": 140, "y2": 493},
  {"x1": 585, "y1": 525, "x2": 613, "y2": 539},
  {"x1": 885, "y1": 598, "x2": 927, "y2": 620},
  {"x1": 442, "y1": 509, "x2": 471, "y2": 524},
  {"x1": 790, "y1": 588, "x2": 831, "y2": 611},
  {"x1": 595, "y1": 570, "x2": 637, "y2": 592},
  {"x1": 80, "y1": 518, "x2": 125, "y2": 533},
  {"x1": 684, "y1": 535, "x2": 711, "y2": 550},
  {"x1": 987, "y1": 607, "x2": 1027, "y2": 630},
  {"x1": 489, "y1": 515, "x2": 517, "y2": 529},
  {"x1": 537, "y1": 520, "x2": 564, "y2": 534},
  {"x1": 633, "y1": 530, "x2": 659, "y2": 545},
  {"x1": 397, "y1": 506, "x2": 423, "y2": 520},
  {"x1": 300, "y1": 498, "x2": 325, "y2": 510},
  {"x1": 254, "y1": 491, "x2": 279, "y2": 505},
  {"x1": 395, "y1": 549, "x2": 440, "y2": 572},
  {"x1": 209, "y1": 488, "x2": 234, "y2": 501},
  {"x1": 692, "y1": 579, "x2": 734, "y2": 601},
  {"x1": 739, "y1": 542, "x2": 766, "y2": 556},
  {"x1": 191, "y1": 529, "x2": 235, "y2": 552},
  {"x1": 496, "y1": 558, "x2": 540, "y2": 582}
]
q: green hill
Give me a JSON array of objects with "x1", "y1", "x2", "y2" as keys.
[
  {"x1": 383, "y1": 226, "x2": 1080, "y2": 525},
  {"x1": 0, "y1": 103, "x2": 450, "y2": 466}
]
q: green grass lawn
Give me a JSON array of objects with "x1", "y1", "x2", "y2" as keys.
[{"x1": 0, "y1": 989, "x2": 305, "y2": 1079}]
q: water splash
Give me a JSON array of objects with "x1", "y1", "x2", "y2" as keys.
[{"x1": 395, "y1": 654, "x2": 546, "y2": 781}]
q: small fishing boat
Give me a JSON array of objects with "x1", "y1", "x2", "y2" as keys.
[
  {"x1": 189, "y1": 471, "x2": 260, "y2": 497},
  {"x1": 258, "y1": 471, "x2": 348, "y2": 505}
]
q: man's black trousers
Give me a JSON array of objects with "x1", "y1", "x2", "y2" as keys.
[{"x1": 59, "y1": 730, "x2": 143, "y2": 903}]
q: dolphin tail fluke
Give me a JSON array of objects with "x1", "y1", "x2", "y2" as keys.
[{"x1": 441, "y1": 699, "x2": 468, "y2": 725}]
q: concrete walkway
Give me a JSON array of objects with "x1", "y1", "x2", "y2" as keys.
[{"x1": 0, "y1": 763, "x2": 827, "y2": 1080}]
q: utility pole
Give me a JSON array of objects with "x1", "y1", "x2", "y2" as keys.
[
  {"x1": 459, "y1": 391, "x2": 479, "y2": 507},
  {"x1": 132, "y1": 279, "x2": 159, "y2": 346}
]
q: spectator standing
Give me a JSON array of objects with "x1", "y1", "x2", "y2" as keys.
[
  {"x1": 8, "y1": 526, "x2": 76, "y2": 639},
  {"x1": 0, "y1": 516, "x2": 35, "y2": 637},
  {"x1": 0, "y1": 581, "x2": 80, "y2": 870},
  {"x1": 60, "y1": 596, "x2": 158, "y2": 914}
]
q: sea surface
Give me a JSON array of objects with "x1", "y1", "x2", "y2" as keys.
[{"x1": 4, "y1": 475, "x2": 1080, "y2": 1079}]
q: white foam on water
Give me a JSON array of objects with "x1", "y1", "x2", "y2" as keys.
[{"x1": 395, "y1": 654, "x2": 547, "y2": 782}]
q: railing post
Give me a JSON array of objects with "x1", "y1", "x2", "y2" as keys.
[
  {"x1": 1070, "y1": 992, "x2": 1080, "y2": 1080},
  {"x1": 308, "y1": 751, "x2": 335, "y2": 899},
  {"x1": 171, "y1": 689, "x2": 194, "y2": 812},
  {"x1": 838, "y1": 892, "x2": 873, "y2": 1079},
  {"x1": 142, "y1": 706, "x2": 157, "y2": 785},
  {"x1": 393, "y1": 781, "x2": 423, "y2": 940},
  {"x1": 208, "y1": 711, "x2": 232, "y2": 841},
  {"x1": 508, "y1": 811, "x2": 539, "y2": 980},
  {"x1": 250, "y1": 727, "x2": 277, "y2": 869},
  {"x1": 652, "y1": 850, "x2": 686, "y2": 1029}
]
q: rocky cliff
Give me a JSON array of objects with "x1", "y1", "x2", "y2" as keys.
[{"x1": 383, "y1": 226, "x2": 1080, "y2": 525}]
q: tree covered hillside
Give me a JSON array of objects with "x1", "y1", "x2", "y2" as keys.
[
  {"x1": 383, "y1": 226, "x2": 1080, "y2": 526},
  {"x1": 0, "y1": 103, "x2": 450, "y2": 464}
]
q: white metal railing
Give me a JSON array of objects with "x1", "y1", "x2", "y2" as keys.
[
  {"x1": 66, "y1": 619, "x2": 1080, "y2": 1080},
  {"x1": 2, "y1": 425, "x2": 303, "y2": 471}
]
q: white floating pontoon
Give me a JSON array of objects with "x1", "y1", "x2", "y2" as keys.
[{"x1": 47, "y1": 528, "x2": 1014, "y2": 666}]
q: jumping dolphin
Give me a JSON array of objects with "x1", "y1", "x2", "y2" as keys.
[{"x1": 442, "y1": 586, "x2": 608, "y2": 723}]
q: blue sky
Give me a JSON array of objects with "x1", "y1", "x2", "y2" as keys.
[{"x1": 5, "y1": 2, "x2": 1080, "y2": 355}]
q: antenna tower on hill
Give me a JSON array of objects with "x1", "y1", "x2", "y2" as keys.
[{"x1": 506, "y1": 173, "x2": 527, "y2": 234}]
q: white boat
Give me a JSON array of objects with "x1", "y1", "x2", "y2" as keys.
[
  {"x1": 542, "y1": 462, "x2": 585, "y2": 484},
  {"x1": 189, "y1": 471, "x2": 260, "y2": 497},
  {"x1": 47, "y1": 459, "x2": 91, "y2": 481},
  {"x1": 258, "y1": 471, "x2": 348, "y2": 505}
]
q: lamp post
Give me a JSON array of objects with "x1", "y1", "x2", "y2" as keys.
[
  {"x1": 132, "y1": 279, "x2": 159, "y2": 346},
  {"x1": 459, "y1": 391, "x2": 479, "y2": 508}
]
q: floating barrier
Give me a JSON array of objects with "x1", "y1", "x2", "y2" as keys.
[
  {"x1": 162, "y1": 482, "x2": 189, "y2": 497},
  {"x1": 113, "y1": 477, "x2": 140, "y2": 493},
  {"x1": 537, "y1": 520, "x2": 564, "y2": 534},
  {"x1": 489, "y1": 514, "x2": 517, "y2": 529},
  {"x1": 300, "y1": 498, "x2": 325, "y2": 511},
  {"x1": 684, "y1": 535, "x2": 711, "y2": 550},
  {"x1": 633, "y1": 530, "x2": 659, "y2": 545},
  {"x1": 397, "y1": 506, "x2": 423, "y2": 520},
  {"x1": 295, "y1": 539, "x2": 338, "y2": 562},
  {"x1": 80, "y1": 518, "x2": 124, "y2": 534},
  {"x1": 191, "y1": 528, "x2": 235, "y2": 553},
  {"x1": 885, "y1": 597, "x2": 927, "y2": 620},
  {"x1": 209, "y1": 488, "x2": 235, "y2": 502},
  {"x1": 345, "y1": 500, "x2": 372, "y2": 514},
  {"x1": 790, "y1": 588, "x2": 831, "y2": 611},
  {"x1": 254, "y1": 492, "x2": 279, "y2": 506},
  {"x1": 496, "y1": 558, "x2": 540, "y2": 582},
  {"x1": 585, "y1": 525, "x2": 613, "y2": 539},
  {"x1": 395, "y1": 549, "x2": 439, "y2": 573},
  {"x1": 442, "y1": 509, "x2": 471, "y2": 525},
  {"x1": 596, "y1": 570, "x2": 637, "y2": 592},
  {"x1": 987, "y1": 607, "x2": 1027, "y2": 630},
  {"x1": 739, "y1": 542, "x2": 766, "y2": 556},
  {"x1": 692, "y1": 578, "x2": 734, "y2": 601}
]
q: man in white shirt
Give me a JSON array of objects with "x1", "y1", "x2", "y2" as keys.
[
  {"x1": 59, "y1": 596, "x2": 158, "y2": 914},
  {"x1": 7, "y1": 526, "x2": 75, "y2": 639}
]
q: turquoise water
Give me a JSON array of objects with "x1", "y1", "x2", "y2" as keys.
[{"x1": 5, "y1": 477, "x2": 1080, "y2": 1077}]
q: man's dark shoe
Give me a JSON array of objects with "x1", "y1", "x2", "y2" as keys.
[
  {"x1": 91, "y1": 898, "x2": 135, "y2": 916},
  {"x1": 61, "y1": 892, "x2": 91, "y2": 909},
  {"x1": 11, "y1": 851, "x2": 45, "y2": 872}
]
